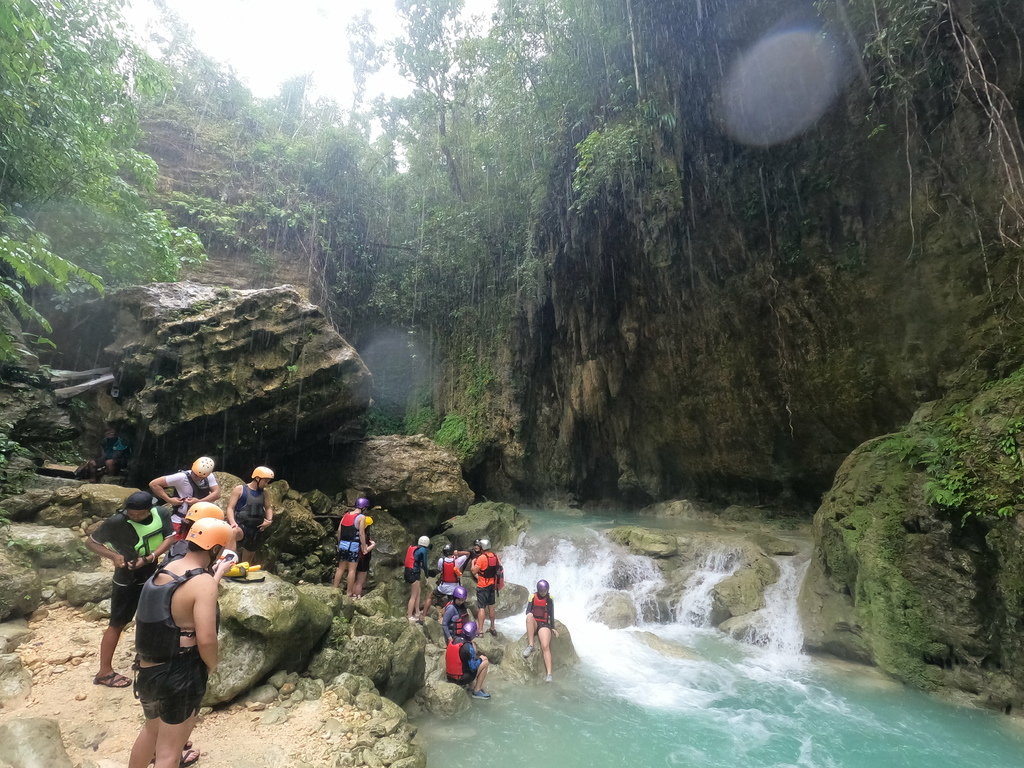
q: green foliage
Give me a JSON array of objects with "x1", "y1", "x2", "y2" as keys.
[
  {"x1": 363, "y1": 405, "x2": 405, "y2": 437},
  {"x1": 435, "y1": 413, "x2": 475, "y2": 459},
  {"x1": 572, "y1": 120, "x2": 645, "y2": 213},
  {"x1": 404, "y1": 407, "x2": 440, "y2": 436}
]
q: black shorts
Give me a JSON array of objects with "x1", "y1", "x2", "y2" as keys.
[
  {"x1": 135, "y1": 648, "x2": 208, "y2": 725},
  {"x1": 404, "y1": 568, "x2": 421, "y2": 584},
  {"x1": 110, "y1": 577, "x2": 147, "y2": 627},
  {"x1": 356, "y1": 552, "x2": 372, "y2": 573},
  {"x1": 239, "y1": 522, "x2": 262, "y2": 552},
  {"x1": 447, "y1": 671, "x2": 476, "y2": 687},
  {"x1": 476, "y1": 585, "x2": 496, "y2": 607}
]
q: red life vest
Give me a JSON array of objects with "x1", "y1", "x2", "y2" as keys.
[
  {"x1": 481, "y1": 552, "x2": 499, "y2": 578},
  {"x1": 404, "y1": 545, "x2": 417, "y2": 569},
  {"x1": 530, "y1": 593, "x2": 550, "y2": 625},
  {"x1": 445, "y1": 601, "x2": 468, "y2": 636},
  {"x1": 445, "y1": 640, "x2": 466, "y2": 679},
  {"x1": 440, "y1": 557, "x2": 461, "y2": 584}
]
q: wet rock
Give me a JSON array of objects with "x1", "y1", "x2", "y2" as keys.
[
  {"x1": 0, "y1": 548, "x2": 42, "y2": 621},
  {"x1": 372, "y1": 735, "x2": 412, "y2": 764},
  {"x1": 592, "y1": 591, "x2": 638, "y2": 629},
  {"x1": 441, "y1": 501, "x2": 528, "y2": 552},
  {"x1": 0, "y1": 653, "x2": 32, "y2": 700},
  {"x1": 63, "y1": 572, "x2": 112, "y2": 606},
  {"x1": 341, "y1": 635, "x2": 393, "y2": 691},
  {"x1": 384, "y1": 625, "x2": 426, "y2": 704},
  {"x1": 629, "y1": 631, "x2": 700, "y2": 661},
  {"x1": 638, "y1": 499, "x2": 712, "y2": 519},
  {"x1": 719, "y1": 613, "x2": 759, "y2": 642},
  {"x1": 0, "y1": 619, "x2": 32, "y2": 653},
  {"x1": 710, "y1": 557, "x2": 781, "y2": 624},
  {"x1": 606, "y1": 527, "x2": 678, "y2": 558},
  {"x1": 471, "y1": 631, "x2": 505, "y2": 665},
  {"x1": 0, "y1": 717, "x2": 74, "y2": 768},
  {"x1": 494, "y1": 582, "x2": 530, "y2": 619},
  {"x1": 330, "y1": 435, "x2": 473, "y2": 529},
  {"x1": 1, "y1": 524, "x2": 97, "y2": 570},
  {"x1": 420, "y1": 680, "x2": 470, "y2": 717},
  {"x1": 501, "y1": 620, "x2": 579, "y2": 682},
  {"x1": 391, "y1": 750, "x2": 427, "y2": 768}
]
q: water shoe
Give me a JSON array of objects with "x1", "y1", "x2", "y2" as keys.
[
  {"x1": 471, "y1": 690, "x2": 491, "y2": 699},
  {"x1": 522, "y1": 645, "x2": 534, "y2": 658},
  {"x1": 545, "y1": 674, "x2": 553, "y2": 683}
]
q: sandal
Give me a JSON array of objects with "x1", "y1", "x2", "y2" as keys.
[
  {"x1": 93, "y1": 672, "x2": 131, "y2": 688},
  {"x1": 487, "y1": 628, "x2": 498, "y2": 637},
  {"x1": 180, "y1": 747, "x2": 201, "y2": 767}
]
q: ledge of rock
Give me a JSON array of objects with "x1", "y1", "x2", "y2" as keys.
[{"x1": 441, "y1": 500, "x2": 528, "y2": 551}]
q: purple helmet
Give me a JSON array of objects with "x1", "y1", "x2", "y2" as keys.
[
  {"x1": 461, "y1": 621, "x2": 478, "y2": 640},
  {"x1": 537, "y1": 580, "x2": 549, "y2": 594},
  {"x1": 453, "y1": 586, "x2": 468, "y2": 600},
  {"x1": 356, "y1": 498, "x2": 370, "y2": 509}
]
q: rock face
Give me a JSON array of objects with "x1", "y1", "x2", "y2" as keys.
[
  {"x1": 52, "y1": 282, "x2": 371, "y2": 480},
  {"x1": 502, "y1": 620, "x2": 579, "y2": 682},
  {"x1": 441, "y1": 501, "x2": 528, "y2": 551},
  {"x1": 593, "y1": 591, "x2": 638, "y2": 629},
  {"x1": 0, "y1": 547, "x2": 42, "y2": 622},
  {"x1": 0, "y1": 717, "x2": 74, "y2": 768},
  {"x1": 800, "y1": 370, "x2": 1024, "y2": 711},
  {"x1": 327, "y1": 436, "x2": 474, "y2": 529},
  {"x1": 1, "y1": 524, "x2": 97, "y2": 570}
]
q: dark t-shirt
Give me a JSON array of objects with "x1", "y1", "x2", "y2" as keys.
[{"x1": 92, "y1": 507, "x2": 174, "y2": 584}]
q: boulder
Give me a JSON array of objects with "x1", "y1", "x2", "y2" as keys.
[
  {"x1": 308, "y1": 648, "x2": 348, "y2": 682},
  {"x1": 710, "y1": 556, "x2": 781, "y2": 623},
  {"x1": 471, "y1": 630, "x2": 505, "y2": 665},
  {"x1": 638, "y1": 499, "x2": 712, "y2": 519},
  {"x1": 0, "y1": 488, "x2": 56, "y2": 522},
  {"x1": 0, "y1": 717, "x2": 74, "y2": 768},
  {"x1": 441, "y1": 501, "x2": 529, "y2": 552},
  {"x1": 501, "y1": 620, "x2": 579, "y2": 682},
  {"x1": 263, "y1": 491, "x2": 327, "y2": 557},
  {"x1": 719, "y1": 613, "x2": 760, "y2": 642},
  {"x1": 0, "y1": 548, "x2": 43, "y2": 621},
  {"x1": 68, "y1": 283, "x2": 371, "y2": 481},
  {"x1": 35, "y1": 504, "x2": 83, "y2": 528},
  {"x1": 606, "y1": 527, "x2": 678, "y2": 558},
  {"x1": 592, "y1": 591, "x2": 638, "y2": 629},
  {"x1": 79, "y1": 485, "x2": 135, "y2": 518},
  {"x1": 63, "y1": 572, "x2": 113, "y2": 607},
  {"x1": 0, "y1": 619, "x2": 32, "y2": 653},
  {"x1": 390, "y1": 749, "x2": 427, "y2": 768},
  {"x1": 0, "y1": 652, "x2": 31, "y2": 700},
  {"x1": 203, "y1": 574, "x2": 333, "y2": 704},
  {"x1": 296, "y1": 584, "x2": 354, "y2": 621},
  {"x1": 1, "y1": 524, "x2": 97, "y2": 570},
  {"x1": 352, "y1": 614, "x2": 410, "y2": 644},
  {"x1": 494, "y1": 583, "x2": 530, "y2": 619},
  {"x1": 340, "y1": 635, "x2": 394, "y2": 691},
  {"x1": 420, "y1": 680, "x2": 470, "y2": 717},
  {"x1": 330, "y1": 436, "x2": 473, "y2": 529},
  {"x1": 630, "y1": 631, "x2": 700, "y2": 661}
]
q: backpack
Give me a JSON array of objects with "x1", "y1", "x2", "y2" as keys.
[{"x1": 496, "y1": 560, "x2": 505, "y2": 592}]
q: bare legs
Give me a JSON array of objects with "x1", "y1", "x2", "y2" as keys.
[
  {"x1": 525, "y1": 616, "x2": 554, "y2": 675},
  {"x1": 96, "y1": 624, "x2": 125, "y2": 679},
  {"x1": 407, "y1": 581, "x2": 422, "y2": 620},
  {"x1": 128, "y1": 714, "x2": 196, "y2": 768},
  {"x1": 333, "y1": 560, "x2": 357, "y2": 597}
]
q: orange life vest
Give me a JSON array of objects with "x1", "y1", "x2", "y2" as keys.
[
  {"x1": 530, "y1": 593, "x2": 550, "y2": 625},
  {"x1": 445, "y1": 640, "x2": 466, "y2": 679},
  {"x1": 440, "y1": 556, "x2": 461, "y2": 584}
]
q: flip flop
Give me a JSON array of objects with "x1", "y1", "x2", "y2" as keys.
[
  {"x1": 487, "y1": 628, "x2": 498, "y2": 637},
  {"x1": 180, "y1": 747, "x2": 201, "y2": 766},
  {"x1": 93, "y1": 672, "x2": 131, "y2": 688}
]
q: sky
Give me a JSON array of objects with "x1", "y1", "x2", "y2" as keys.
[{"x1": 126, "y1": 0, "x2": 496, "y2": 109}]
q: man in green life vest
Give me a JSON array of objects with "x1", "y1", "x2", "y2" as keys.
[{"x1": 86, "y1": 491, "x2": 175, "y2": 688}]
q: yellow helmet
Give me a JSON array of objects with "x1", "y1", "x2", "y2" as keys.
[
  {"x1": 364, "y1": 516, "x2": 374, "y2": 527},
  {"x1": 252, "y1": 466, "x2": 275, "y2": 480},
  {"x1": 184, "y1": 501, "x2": 225, "y2": 523},
  {"x1": 192, "y1": 456, "x2": 215, "y2": 477},
  {"x1": 186, "y1": 518, "x2": 232, "y2": 550}
]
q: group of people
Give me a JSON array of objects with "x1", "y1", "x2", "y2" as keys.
[{"x1": 85, "y1": 456, "x2": 276, "y2": 768}]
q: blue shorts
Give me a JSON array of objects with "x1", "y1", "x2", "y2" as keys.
[{"x1": 337, "y1": 540, "x2": 360, "y2": 563}]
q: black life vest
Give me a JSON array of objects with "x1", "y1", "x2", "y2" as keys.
[
  {"x1": 234, "y1": 484, "x2": 265, "y2": 524},
  {"x1": 135, "y1": 566, "x2": 208, "y2": 663},
  {"x1": 440, "y1": 556, "x2": 461, "y2": 584},
  {"x1": 530, "y1": 593, "x2": 551, "y2": 625},
  {"x1": 339, "y1": 511, "x2": 362, "y2": 542},
  {"x1": 183, "y1": 470, "x2": 212, "y2": 499},
  {"x1": 445, "y1": 640, "x2": 467, "y2": 680},
  {"x1": 444, "y1": 600, "x2": 469, "y2": 637}
]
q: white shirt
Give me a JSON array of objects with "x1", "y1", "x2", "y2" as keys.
[
  {"x1": 161, "y1": 471, "x2": 219, "y2": 522},
  {"x1": 435, "y1": 555, "x2": 468, "y2": 595}
]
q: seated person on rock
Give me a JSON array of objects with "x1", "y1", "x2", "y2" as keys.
[
  {"x1": 76, "y1": 427, "x2": 131, "y2": 482},
  {"x1": 225, "y1": 466, "x2": 275, "y2": 564},
  {"x1": 445, "y1": 620, "x2": 491, "y2": 699},
  {"x1": 523, "y1": 579, "x2": 560, "y2": 682},
  {"x1": 332, "y1": 497, "x2": 369, "y2": 596},
  {"x1": 149, "y1": 457, "x2": 221, "y2": 535},
  {"x1": 86, "y1": 491, "x2": 175, "y2": 689},
  {"x1": 441, "y1": 585, "x2": 471, "y2": 645}
]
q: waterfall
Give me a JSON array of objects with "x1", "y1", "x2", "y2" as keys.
[
  {"x1": 673, "y1": 550, "x2": 741, "y2": 627},
  {"x1": 744, "y1": 556, "x2": 810, "y2": 657}
]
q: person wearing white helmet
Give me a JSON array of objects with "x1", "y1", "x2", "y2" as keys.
[
  {"x1": 404, "y1": 535, "x2": 431, "y2": 622},
  {"x1": 471, "y1": 538, "x2": 503, "y2": 636},
  {"x1": 148, "y1": 457, "x2": 221, "y2": 533}
]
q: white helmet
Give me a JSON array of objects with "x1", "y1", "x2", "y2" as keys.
[
  {"x1": 192, "y1": 456, "x2": 215, "y2": 477},
  {"x1": 477, "y1": 538, "x2": 490, "y2": 550},
  {"x1": 418, "y1": 536, "x2": 430, "y2": 547}
]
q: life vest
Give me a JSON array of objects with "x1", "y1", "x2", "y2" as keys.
[
  {"x1": 339, "y1": 511, "x2": 362, "y2": 542},
  {"x1": 234, "y1": 484, "x2": 265, "y2": 525},
  {"x1": 127, "y1": 511, "x2": 167, "y2": 557},
  {"x1": 183, "y1": 470, "x2": 212, "y2": 499},
  {"x1": 134, "y1": 566, "x2": 208, "y2": 662},
  {"x1": 530, "y1": 593, "x2": 550, "y2": 625},
  {"x1": 445, "y1": 640, "x2": 467, "y2": 680},
  {"x1": 404, "y1": 545, "x2": 417, "y2": 569},
  {"x1": 444, "y1": 601, "x2": 468, "y2": 637},
  {"x1": 440, "y1": 556, "x2": 461, "y2": 584},
  {"x1": 481, "y1": 552, "x2": 499, "y2": 579}
]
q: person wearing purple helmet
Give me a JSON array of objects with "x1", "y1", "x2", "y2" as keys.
[
  {"x1": 332, "y1": 497, "x2": 370, "y2": 596},
  {"x1": 444, "y1": 620, "x2": 491, "y2": 699},
  {"x1": 441, "y1": 584, "x2": 471, "y2": 644},
  {"x1": 523, "y1": 579, "x2": 559, "y2": 682}
]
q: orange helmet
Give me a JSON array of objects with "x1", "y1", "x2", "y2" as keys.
[
  {"x1": 184, "y1": 501, "x2": 225, "y2": 523},
  {"x1": 186, "y1": 518, "x2": 232, "y2": 550},
  {"x1": 192, "y1": 456, "x2": 215, "y2": 477},
  {"x1": 252, "y1": 466, "x2": 274, "y2": 480}
]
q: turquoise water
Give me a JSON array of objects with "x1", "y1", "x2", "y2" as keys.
[{"x1": 416, "y1": 511, "x2": 1024, "y2": 767}]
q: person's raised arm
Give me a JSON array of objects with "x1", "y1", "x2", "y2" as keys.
[{"x1": 149, "y1": 476, "x2": 181, "y2": 507}]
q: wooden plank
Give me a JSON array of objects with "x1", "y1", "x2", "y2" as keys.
[
  {"x1": 49, "y1": 367, "x2": 113, "y2": 383},
  {"x1": 54, "y1": 373, "x2": 115, "y2": 400}
]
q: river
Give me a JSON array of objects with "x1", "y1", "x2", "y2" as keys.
[{"x1": 415, "y1": 509, "x2": 1024, "y2": 767}]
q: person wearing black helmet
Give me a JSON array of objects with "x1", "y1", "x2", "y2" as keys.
[
  {"x1": 444, "y1": 620, "x2": 491, "y2": 699},
  {"x1": 523, "y1": 579, "x2": 560, "y2": 682},
  {"x1": 85, "y1": 491, "x2": 175, "y2": 689},
  {"x1": 426, "y1": 543, "x2": 471, "y2": 621}
]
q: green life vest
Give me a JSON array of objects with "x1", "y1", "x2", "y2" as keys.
[{"x1": 128, "y1": 510, "x2": 166, "y2": 557}]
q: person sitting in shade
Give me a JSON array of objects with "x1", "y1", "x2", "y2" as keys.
[{"x1": 522, "y1": 579, "x2": 560, "y2": 682}]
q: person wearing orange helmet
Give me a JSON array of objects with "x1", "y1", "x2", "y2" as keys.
[
  {"x1": 163, "y1": 501, "x2": 239, "y2": 564},
  {"x1": 128, "y1": 518, "x2": 234, "y2": 768},
  {"x1": 226, "y1": 466, "x2": 275, "y2": 564},
  {"x1": 149, "y1": 457, "x2": 221, "y2": 534}
]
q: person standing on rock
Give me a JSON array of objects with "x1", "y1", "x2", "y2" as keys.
[
  {"x1": 225, "y1": 466, "x2": 275, "y2": 565},
  {"x1": 441, "y1": 585, "x2": 471, "y2": 644},
  {"x1": 427, "y1": 544, "x2": 470, "y2": 620},
  {"x1": 128, "y1": 518, "x2": 234, "y2": 768},
  {"x1": 332, "y1": 497, "x2": 369, "y2": 596},
  {"x1": 445, "y1": 620, "x2": 491, "y2": 699},
  {"x1": 471, "y1": 538, "x2": 502, "y2": 636},
  {"x1": 149, "y1": 457, "x2": 221, "y2": 535},
  {"x1": 86, "y1": 491, "x2": 175, "y2": 689},
  {"x1": 522, "y1": 579, "x2": 560, "y2": 682},
  {"x1": 405, "y1": 535, "x2": 430, "y2": 622},
  {"x1": 352, "y1": 515, "x2": 376, "y2": 598}
]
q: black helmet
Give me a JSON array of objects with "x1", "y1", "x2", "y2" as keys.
[
  {"x1": 126, "y1": 491, "x2": 153, "y2": 510},
  {"x1": 442, "y1": 544, "x2": 453, "y2": 556}
]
